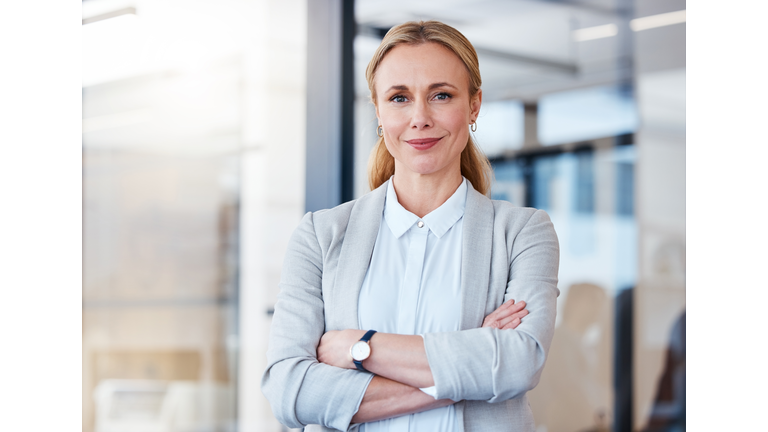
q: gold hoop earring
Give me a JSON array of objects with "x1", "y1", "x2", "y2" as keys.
[
  {"x1": 377, "y1": 125, "x2": 384, "y2": 137},
  {"x1": 470, "y1": 122, "x2": 477, "y2": 132}
]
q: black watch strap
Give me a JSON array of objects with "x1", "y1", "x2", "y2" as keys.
[{"x1": 353, "y1": 330, "x2": 377, "y2": 372}]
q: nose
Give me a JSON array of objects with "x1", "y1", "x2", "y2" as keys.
[{"x1": 410, "y1": 99, "x2": 432, "y2": 130}]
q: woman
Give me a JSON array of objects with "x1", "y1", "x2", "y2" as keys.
[{"x1": 262, "y1": 20, "x2": 560, "y2": 432}]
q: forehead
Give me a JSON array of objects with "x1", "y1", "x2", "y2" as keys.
[{"x1": 375, "y1": 42, "x2": 469, "y2": 92}]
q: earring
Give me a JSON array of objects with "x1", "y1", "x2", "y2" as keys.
[
  {"x1": 377, "y1": 125, "x2": 384, "y2": 137},
  {"x1": 470, "y1": 121, "x2": 477, "y2": 132}
]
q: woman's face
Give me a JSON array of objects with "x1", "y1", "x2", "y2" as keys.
[{"x1": 374, "y1": 42, "x2": 481, "y2": 179}]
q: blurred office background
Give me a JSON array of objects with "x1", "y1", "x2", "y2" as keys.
[{"x1": 82, "y1": 0, "x2": 685, "y2": 431}]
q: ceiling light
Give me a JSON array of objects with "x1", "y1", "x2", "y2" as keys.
[
  {"x1": 82, "y1": 7, "x2": 136, "y2": 25},
  {"x1": 572, "y1": 24, "x2": 618, "y2": 42},
  {"x1": 630, "y1": 10, "x2": 686, "y2": 32}
]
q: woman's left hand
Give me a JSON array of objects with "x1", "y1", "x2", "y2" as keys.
[
  {"x1": 317, "y1": 329, "x2": 367, "y2": 369},
  {"x1": 482, "y1": 299, "x2": 529, "y2": 330}
]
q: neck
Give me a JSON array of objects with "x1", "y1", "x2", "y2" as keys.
[{"x1": 392, "y1": 167, "x2": 463, "y2": 218}]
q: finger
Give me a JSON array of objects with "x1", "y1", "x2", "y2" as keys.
[
  {"x1": 484, "y1": 300, "x2": 525, "y2": 327},
  {"x1": 494, "y1": 301, "x2": 526, "y2": 322},
  {"x1": 498, "y1": 299, "x2": 517, "y2": 311},
  {"x1": 486, "y1": 299, "x2": 520, "y2": 322},
  {"x1": 505, "y1": 300, "x2": 526, "y2": 314},
  {"x1": 485, "y1": 299, "x2": 514, "y2": 322},
  {"x1": 500, "y1": 317, "x2": 521, "y2": 330},
  {"x1": 497, "y1": 309, "x2": 528, "y2": 329}
]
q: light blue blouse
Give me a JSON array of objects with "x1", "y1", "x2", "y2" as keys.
[{"x1": 357, "y1": 178, "x2": 467, "y2": 432}]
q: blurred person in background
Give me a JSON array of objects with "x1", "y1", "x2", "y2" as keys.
[
  {"x1": 642, "y1": 311, "x2": 685, "y2": 432},
  {"x1": 262, "y1": 20, "x2": 560, "y2": 432}
]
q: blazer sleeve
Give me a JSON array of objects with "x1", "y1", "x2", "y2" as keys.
[
  {"x1": 423, "y1": 209, "x2": 560, "y2": 403},
  {"x1": 261, "y1": 212, "x2": 374, "y2": 431}
]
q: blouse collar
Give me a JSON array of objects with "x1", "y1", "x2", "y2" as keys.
[{"x1": 384, "y1": 177, "x2": 468, "y2": 239}]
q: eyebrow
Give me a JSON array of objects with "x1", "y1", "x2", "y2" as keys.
[
  {"x1": 384, "y1": 82, "x2": 459, "y2": 93},
  {"x1": 429, "y1": 82, "x2": 458, "y2": 91}
]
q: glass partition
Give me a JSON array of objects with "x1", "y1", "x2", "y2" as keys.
[
  {"x1": 492, "y1": 143, "x2": 638, "y2": 432},
  {"x1": 82, "y1": 60, "x2": 242, "y2": 432},
  {"x1": 538, "y1": 86, "x2": 639, "y2": 146}
]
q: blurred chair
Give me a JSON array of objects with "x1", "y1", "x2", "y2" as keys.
[
  {"x1": 94, "y1": 379, "x2": 233, "y2": 432},
  {"x1": 94, "y1": 380, "x2": 168, "y2": 432},
  {"x1": 528, "y1": 283, "x2": 613, "y2": 432}
]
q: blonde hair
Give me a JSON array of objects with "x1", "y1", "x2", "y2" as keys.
[{"x1": 365, "y1": 20, "x2": 493, "y2": 196}]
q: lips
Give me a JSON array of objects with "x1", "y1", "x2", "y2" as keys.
[{"x1": 405, "y1": 137, "x2": 442, "y2": 150}]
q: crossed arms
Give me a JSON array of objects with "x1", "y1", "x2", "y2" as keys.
[
  {"x1": 318, "y1": 299, "x2": 530, "y2": 423},
  {"x1": 261, "y1": 208, "x2": 559, "y2": 431}
]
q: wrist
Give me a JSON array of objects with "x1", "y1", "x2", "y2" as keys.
[{"x1": 350, "y1": 330, "x2": 377, "y2": 372}]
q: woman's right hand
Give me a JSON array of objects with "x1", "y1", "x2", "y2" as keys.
[{"x1": 482, "y1": 299, "x2": 529, "y2": 330}]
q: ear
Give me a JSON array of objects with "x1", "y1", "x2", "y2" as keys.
[{"x1": 470, "y1": 89, "x2": 482, "y2": 121}]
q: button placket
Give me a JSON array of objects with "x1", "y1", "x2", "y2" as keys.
[{"x1": 396, "y1": 226, "x2": 429, "y2": 335}]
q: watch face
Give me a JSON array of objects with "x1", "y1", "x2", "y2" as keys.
[{"x1": 351, "y1": 341, "x2": 371, "y2": 361}]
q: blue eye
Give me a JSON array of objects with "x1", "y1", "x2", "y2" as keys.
[
  {"x1": 434, "y1": 92, "x2": 451, "y2": 101},
  {"x1": 391, "y1": 95, "x2": 407, "y2": 103}
]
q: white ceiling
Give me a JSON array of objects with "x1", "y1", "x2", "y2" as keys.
[
  {"x1": 82, "y1": 0, "x2": 685, "y2": 103},
  {"x1": 355, "y1": 0, "x2": 685, "y2": 102}
]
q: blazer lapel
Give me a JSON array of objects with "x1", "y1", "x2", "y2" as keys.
[
  {"x1": 330, "y1": 181, "x2": 387, "y2": 330},
  {"x1": 460, "y1": 184, "x2": 495, "y2": 330}
]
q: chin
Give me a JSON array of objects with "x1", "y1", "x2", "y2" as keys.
[{"x1": 405, "y1": 160, "x2": 442, "y2": 176}]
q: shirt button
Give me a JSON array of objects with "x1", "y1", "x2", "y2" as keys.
[{"x1": 417, "y1": 221, "x2": 424, "y2": 228}]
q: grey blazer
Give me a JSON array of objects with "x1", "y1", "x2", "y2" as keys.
[{"x1": 261, "y1": 180, "x2": 560, "y2": 432}]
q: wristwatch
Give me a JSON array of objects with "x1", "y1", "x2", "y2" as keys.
[{"x1": 350, "y1": 330, "x2": 377, "y2": 372}]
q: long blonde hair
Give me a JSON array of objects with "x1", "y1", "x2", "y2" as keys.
[{"x1": 365, "y1": 20, "x2": 493, "y2": 196}]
